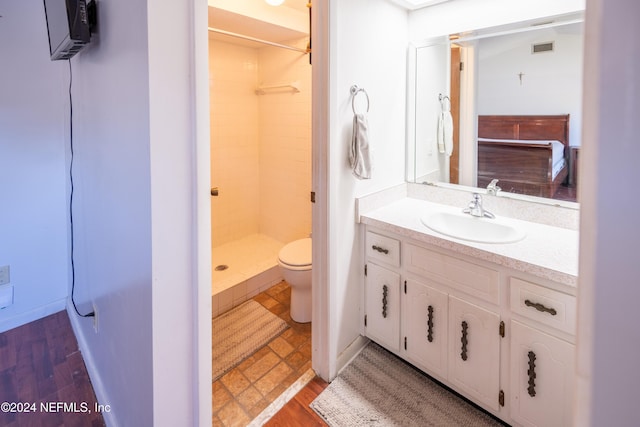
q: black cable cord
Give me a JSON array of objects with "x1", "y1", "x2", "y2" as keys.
[{"x1": 68, "y1": 59, "x2": 94, "y2": 318}]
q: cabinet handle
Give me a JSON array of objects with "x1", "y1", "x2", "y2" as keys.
[
  {"x1": 527, "y1": 351, "x2": 537, "y2": 397},
  {"x1": 382, "y1": 285, "x2": 388, "y2": 318},
  {"x1": 524, "y1": 299, "x2": 557, "y2": 316},
  {"x1": 427, "y1": 305, "x2": 434, "y2": 343},
  {"x1": 372, "y1": 245, "x2": 389, "y2": 254},
  {"x1": 460, "y1": 321, "x2": 468, "y2": 361}
]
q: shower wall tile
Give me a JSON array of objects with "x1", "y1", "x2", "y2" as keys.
[
  {"x1": 232, "y1": 281, "x2": 248, "y2": 305},
  {"x1": 258, "y1": 38, "x2": 312, "y2": 244},
  {"x1": 209, "y1": 37, "x2": 311, "y2": 248},
  {"x1": 215, "y1": 287, "x2": 234, "y2": 316},
  {"x1": 209, "y1": 40, "x2": 261, "y2": 246}
]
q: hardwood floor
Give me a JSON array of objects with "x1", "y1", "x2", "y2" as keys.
[
  {"x1": 264, "y1": 376, "x2": 329, "y2": 427},
  {"x1": 0, "y1": 311, "x2": 105, "y2": 427},
  {"x1": 553, "y1": 183, "x2": 578, "y2": 203},
  {"x1": 0, "y1": 282, "x2": 321, "y2": 427}
]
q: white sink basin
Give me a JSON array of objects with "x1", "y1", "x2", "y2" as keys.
[{"x1": 421, "y1": 211, "x2": 526, "y2": 244}]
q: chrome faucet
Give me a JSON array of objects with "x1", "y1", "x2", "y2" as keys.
[
  {"x1": 487, "y1": 179, "x2": 501, "y2": 196},
  {"x1": 463, "y1": 193, "x2": 495, "y2": 219}
]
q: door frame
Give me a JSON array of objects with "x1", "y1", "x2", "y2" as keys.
[{"x1": 193, "y1": 1, "x2": 332, "y2": 423}]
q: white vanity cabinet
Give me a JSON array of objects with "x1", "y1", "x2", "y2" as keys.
[
  {"x1": 510, "y1": 321, "x2": 575, "y2": 427},
  {"x1": 362, "y1": 226, "x2": 577, "y2": 427},
  {"x1": 509, "y1": 278, "x2": 576, "y2": 427},
  {"x1": 363, "y1": 231, "x2": 402, "y2": 352},
  {"x1": 448, "y1": 295, "x2": 501, "y2": 411},
  {"x1": 364, "y1": 262, "x2": 401, "y2": 352},
  {"x1": 402, "y1": 278, "x2": 448, "y2": 379}
]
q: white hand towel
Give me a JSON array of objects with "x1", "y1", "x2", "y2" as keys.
[
  {"x1": 437, "y1": 112, "x2": 446, "y2": 154},
  {"x1": 349, "y1": 113, "x2": 372, "y2": 179},
  {"x1": 437, "y1": 111, "x2": 454, "y2": 156}
]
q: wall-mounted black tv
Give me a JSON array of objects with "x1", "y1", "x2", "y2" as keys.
[{"x1": 43, "y1": 0, "x2": 91, "y2": 61}]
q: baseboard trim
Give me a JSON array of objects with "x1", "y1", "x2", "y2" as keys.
[
  {"x1": 0, "y1": 298, "x2": 67, "y2": 333},
  {"x1": 335, "y1": 335, "x2": 369, "y2": 379},
  {"x1": 66, "y1": 302, "x2": 118, "y2": 427}
]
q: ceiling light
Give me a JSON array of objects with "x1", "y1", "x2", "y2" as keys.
[{"x1": 265, "y1": 0, "x2": 285, "y2": 5}]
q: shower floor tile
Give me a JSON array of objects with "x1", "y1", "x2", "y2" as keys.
[
  {"x1": 211, "y1": 234, "x2": 285, "y2": 295},
  {"x1": 212, "y1": 281, "x2": 312, "y2": 426}
]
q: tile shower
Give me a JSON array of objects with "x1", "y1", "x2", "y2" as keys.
[{"x1": 209, "y1": 37, "x2": 312, "y2": 317}]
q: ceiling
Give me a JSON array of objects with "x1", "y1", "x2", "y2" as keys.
[
  {"x1": 208, "y1": 0, "x2": 309, "y2": 47},
  {"x1": 281, "y1": 0, "x2": 310, "y2": 13}
]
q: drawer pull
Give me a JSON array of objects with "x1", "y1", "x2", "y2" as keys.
[
  {"x1": 427, "y1": 305, "x2": 434, "y2": 343},
  {"x1": 527, "y1": 351, "x2": 537, "y2": 397},
  {"x1": 372, "y1": 245, "x2": 389, "y2": 254},
  {"x1": 524, "y1": 299, "x2": 557, "y2": 316},
  {"x1": 382, "y1": 285, "x2": 388, "y2": 318},
  {"x1": 460, "y1": 321, "x2": 468, "y2": 361}
]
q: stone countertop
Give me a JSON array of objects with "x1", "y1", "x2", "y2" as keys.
[{"x1": 360, "y1": 198, "x2": 579, "y2": 287}]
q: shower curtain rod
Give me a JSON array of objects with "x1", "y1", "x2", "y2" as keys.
[{"x1": 208, "y1": 27, "x2": 310, "y2": 54}]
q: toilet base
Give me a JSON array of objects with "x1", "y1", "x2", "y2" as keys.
[{"x1": 290, "y1": 286, "x2": 311, "y2": 323}]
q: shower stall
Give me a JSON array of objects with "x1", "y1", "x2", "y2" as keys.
[{"x1": 208, "y1": 10, "x2": 312, "y2": 317}]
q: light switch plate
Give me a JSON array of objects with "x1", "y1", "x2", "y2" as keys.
[
  {"x1": 0, "y1": 265, "x2": 9, "y2": 286},
  {"x1": 0, "y1": 285, "x2": 13, "y2": 309}
]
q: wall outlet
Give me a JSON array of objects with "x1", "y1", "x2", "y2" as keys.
[
  {"x1": 0, "y1": 265, "x2": 9, "y2": 286},
  {"x1": 0, "y1": 284, "x2": 14, "y2": 309},
  {"x1": 92, "y1": 303, "x2": 99, "y2": 333}
]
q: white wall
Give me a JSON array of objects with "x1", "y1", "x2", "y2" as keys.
[
  {"x1": 577, "y1": 0, "x2": 640, "y2": 425},
  {"x1": 64, "y1": 0, "x2": 203, "y2": 425},
  {"x1": 0, "y1": 1, "x2": 201, "y2": 425},
  {"x1": 258, "y1": 38, "x2": 312, "y2": 243},
  {"x1": 0, "y1": 1, "x2": 69, "y2": 332},
  {"x1": 409, "y1": 0, "x2": 586, "y2": 40},
  {"x1": 148, "y1": 0, "x2": 205, "y2": 424},
  {"x1": 477, "y1": 25, "x2": 584, "y2": 145},
  {"x1": 66, "y1": 0, "x2": 153, "y2": 424},
  {"x1": 327, "y1": 0, "x2": 409, "y2": 377}
]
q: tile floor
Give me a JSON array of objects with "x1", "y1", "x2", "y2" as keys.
[{"x1": 212, "y1": 281, "x2": 312, "y2": 426}]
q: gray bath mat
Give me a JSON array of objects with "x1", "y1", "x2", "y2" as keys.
[
  {"x1": 311, "y1": 342, "x2": 504, "y2": 426},
  {"x1": 212, "y1": 300, "x2": 289, "y2": 381}
]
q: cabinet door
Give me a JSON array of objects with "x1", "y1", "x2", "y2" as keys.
[
  {"x1": 365, "y1": 263, "x2": 400, "y2": 352},
  {"x1": 448, "y1": 295, "x2": 501, "y2": 411},
  {"x1": 510, "y1": 320, "x2": 575, "y2": 427},
  {"x1": 402, "y1": 278, "x2": 448, "y2": 379}
]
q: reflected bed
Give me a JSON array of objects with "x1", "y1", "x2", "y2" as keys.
[{"x1": 477, "y1": 114, "x2": 570, "y2": 198}]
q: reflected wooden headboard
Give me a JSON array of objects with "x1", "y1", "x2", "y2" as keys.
[{"x1": 478, "y1": 115, "x2": 570, "y2": 147}]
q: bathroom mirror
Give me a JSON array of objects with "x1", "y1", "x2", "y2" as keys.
[{"x1": 406, "y1": 12, "x2": 584, "y2": 206}]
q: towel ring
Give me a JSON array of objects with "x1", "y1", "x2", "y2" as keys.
[{"x1": 350, "y1": 85, "x2": 370, "y2": 114}]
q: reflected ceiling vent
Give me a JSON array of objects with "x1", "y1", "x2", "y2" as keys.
[
  {"x1": 387, "y1": 0, "x2": 451, "y2": 10},
  {"x1": 532, "y1": 42, "x2": 554, "y2": 54}
]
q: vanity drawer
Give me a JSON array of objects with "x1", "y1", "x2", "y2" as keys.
[
  {"x1": 510, "y1": 278, "x2": 576, "y2": 335},
  {"x1": 404, "y1": 244, "x2": 500, "y2": 304},
  {"x1": 366, "y1": 231, "x2": 400, "y2": 267}
]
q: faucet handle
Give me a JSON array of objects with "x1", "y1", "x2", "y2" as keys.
[
  {"x1": 465, "y1": 193, "x2": 481, "y2": 212},
  {"x1": 487, "y1": 179, "x2": 501, "y2": 195}
]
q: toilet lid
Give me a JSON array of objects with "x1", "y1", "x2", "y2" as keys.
[{"x1": 278, "y1": 238, "x2": 312, "y2": 267}]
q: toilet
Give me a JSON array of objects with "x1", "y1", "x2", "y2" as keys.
[{"x1": 278, "y1": 238, "x2": 312, "y2": 323}]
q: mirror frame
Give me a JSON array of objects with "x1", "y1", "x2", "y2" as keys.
[
  {"x1": 406, "y1": 36, "x2": 450, "y2": 185},
  {"x1": 406, "y1": 13, "x2": 584, "y2": 210}
]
